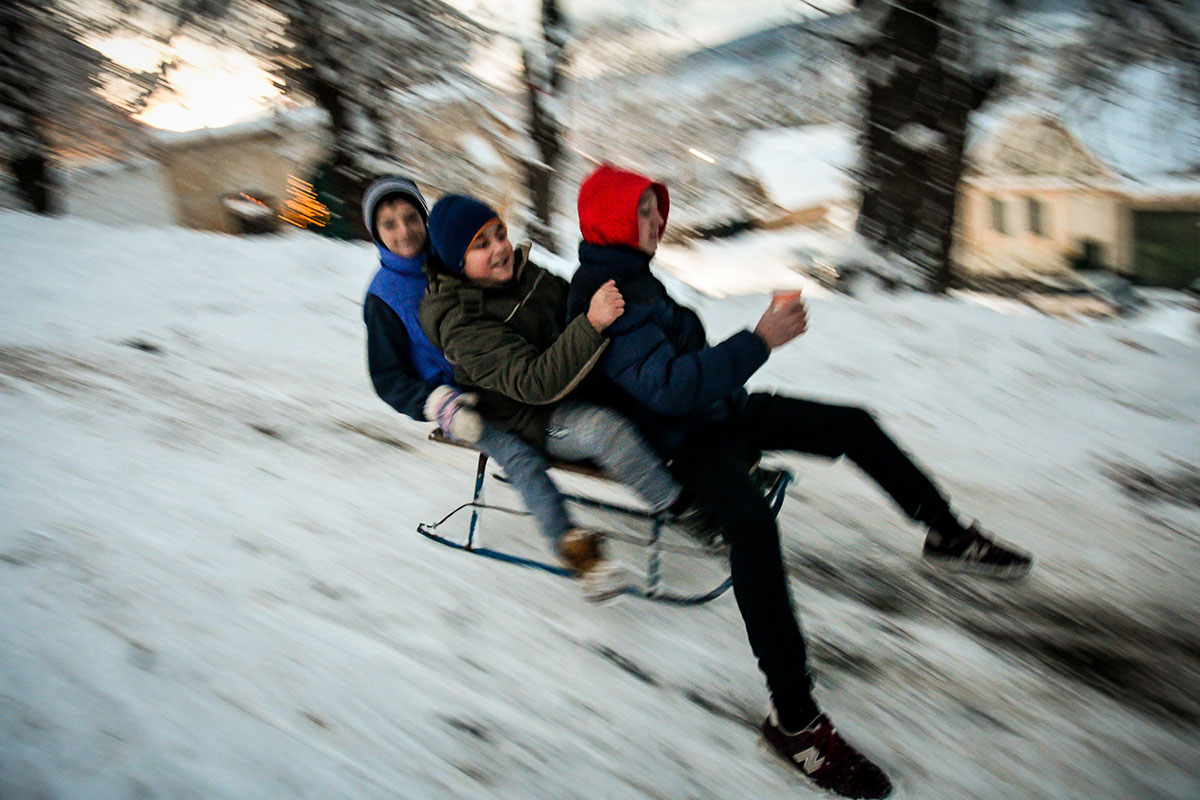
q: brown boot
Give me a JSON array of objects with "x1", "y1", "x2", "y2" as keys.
[
  {"x1": 557, "y1": 528, "x2": 604, "y2": 576},
  {"x1": 557, "y1": 529, "x2": 639, "y2": 603}
]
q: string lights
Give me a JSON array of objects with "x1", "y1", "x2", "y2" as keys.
[{"x1": 278, "y1": 175, "x2": 330, "y2": 229}]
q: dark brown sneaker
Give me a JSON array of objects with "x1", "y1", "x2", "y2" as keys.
[
  {"x1": 762, "y1": 710, "x2": 892, "y2": 799},
  {"x1": 923, "y1": 521, "x2": 1032, "y2": 579}
]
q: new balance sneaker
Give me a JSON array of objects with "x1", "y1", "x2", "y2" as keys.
[
  {"x1": 557, "y1": 529, "x2": 639, "y2": 603},
  {"x1": 922, "y1": 520, "x2": 1032, "y2": 578},
  {"x1": 761, "y1": 709, "x2": 892, "y2": 799}
]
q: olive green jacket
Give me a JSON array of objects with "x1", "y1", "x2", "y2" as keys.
[{"x1": 419, "y1": 243, "x2": 608, "y2": 446}]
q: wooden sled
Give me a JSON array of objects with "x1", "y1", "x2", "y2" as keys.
[{"x1": 417, "y1": 429, "x2": 793, "y2": 605}]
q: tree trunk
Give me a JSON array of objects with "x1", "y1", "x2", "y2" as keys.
[
  {"x1": 9, "y1": 151, "x2": 56, "y2": 213},
  {"x1": 288, "y1": 1, "x2": 369, "y2": 239},
  {"x1": 1, "y1": 4, "x2": 59, "y2": 214},
  {"x1": 855, "y1": 0, "x2": 978, "y2": 292},
  {"x1": 522, "y1": 0, "x2": 567, "y2": 254}
]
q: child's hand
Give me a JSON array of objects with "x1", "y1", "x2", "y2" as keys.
[
  {"x1": 754, "y1": 294, "x2": 809, "y2": 350},
  {"x1": 587, "y1": 279, "x2": 625, "y2": 333},
  {"x1": 424, "y1": 385, "x2": 484, "y2": 443}
]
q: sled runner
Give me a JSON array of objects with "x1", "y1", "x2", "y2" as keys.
[{"x1": 417, "y1": 429, "x2": 793, "y2": 605}]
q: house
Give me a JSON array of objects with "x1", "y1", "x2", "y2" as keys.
[
  {"x1": 150, "y1": 107, "x2": 331, "y2": 233},
  {"x1": 61, "y1": 156, "x2": 180, "y2": 227},
  {"x1": 958, "y1": 64, "x2": 1200, "y2": 289},
  {"x1": 146, "y1": 89, "x2": 529, "y2": 236}
]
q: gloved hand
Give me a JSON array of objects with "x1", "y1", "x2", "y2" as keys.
[{"x1": 424, "y1": 385, "x2": 484, "y2": 444}]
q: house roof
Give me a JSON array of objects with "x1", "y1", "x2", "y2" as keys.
[
  {"x1": 150, "y1": 107, "x2": 330, "y2": 149},
  {"x1": 972, "y1": 62, "x2": 1200, "y2": 182},
  {"x1": 739, "y1": 124, "x2": 858, "y2": 210}
]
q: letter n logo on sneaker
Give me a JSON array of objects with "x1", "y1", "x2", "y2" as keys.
[
  {"x1": 792, "y1": 746, "x2": 825, "y2": 774},
  {"x1": 963, "y1": 541, "x2": 989, "y2": 561}
]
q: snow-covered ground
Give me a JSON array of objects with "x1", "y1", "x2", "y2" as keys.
[{"x1": 2, "y1": 213, "x2": 1198, "y2": 800}]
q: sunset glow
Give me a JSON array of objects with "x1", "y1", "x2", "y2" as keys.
[{"x1": 95, "y1": 36, "x2": 282, "y2": 132}]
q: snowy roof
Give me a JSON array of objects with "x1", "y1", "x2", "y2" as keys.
[
  {"x1": 970, "y1": 63, "x2": 1200, "y2": 181},
  {"x1": 150, "y1": 107, "x2": 330, "y2": 148},
  {"x1": 739, "y1": 124, "x2": 858, "y2": 210},
  {"x1": 1059, "y1": 64, "x2": 1200, "y2": 179}
]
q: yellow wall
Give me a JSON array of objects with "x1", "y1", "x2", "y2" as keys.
[
  {"x1": 155, "y1": 126, "x2": 328, "y2": 232},
  {"x1": 957, "y1": 184, "x2": 1126, "y2": 276}
]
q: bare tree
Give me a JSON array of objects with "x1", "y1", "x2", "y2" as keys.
[
  {"x1": 848, "y1": 0, "x2": 1199, "y2": 291},
  {"x1": 521, "y1": 0, "x2": 569, "y2": 253},
  {"x1": 853, "y1": 0, "x2": 998, "y2": 291},
  {"x1": 1, "y1": 0, "x2": 151, "y2": 212}
]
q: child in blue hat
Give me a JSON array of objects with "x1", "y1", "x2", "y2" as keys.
[
  {"x1": 362, "y1": 176, "x2": 614, "y2": 597},
  {"x1": 420, "y1": 194, "x2": 699, "y2": 598}
]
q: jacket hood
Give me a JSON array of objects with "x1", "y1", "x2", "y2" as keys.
[{"x1": 577, "y1": 164, "x2": 669, "y2": 249}]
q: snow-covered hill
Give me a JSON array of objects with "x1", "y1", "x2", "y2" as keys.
[{"x1": 2, "y1": 213, "x2": 1199, "y2": 799}]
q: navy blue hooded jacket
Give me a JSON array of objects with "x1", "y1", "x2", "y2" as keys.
[
  {"x1": 567, "y1": 165, "x2": 769, "y2": 455},
  {"x1": 567, "y1": 242, "x2": 769, "y2": 455}
]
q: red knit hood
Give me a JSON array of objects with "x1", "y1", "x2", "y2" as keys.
[{"x1": 577, "y1": 164, "x2": 669, "y2": 249}]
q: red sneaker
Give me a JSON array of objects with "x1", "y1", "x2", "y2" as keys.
[{"x1": 762, "y1": 709, "x2": 892, "y2": 799}]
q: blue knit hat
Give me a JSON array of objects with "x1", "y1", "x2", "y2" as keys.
[{"x1": 428, "y1": 194, "x2": 500, "y2": 274}]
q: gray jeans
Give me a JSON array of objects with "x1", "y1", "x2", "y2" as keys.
[
  {"x1": 476, "y1": 423, "x2": 574, "y2": 546},
  {"x1": 544, "y1": 400, "x2": 681, "y2": 513}
]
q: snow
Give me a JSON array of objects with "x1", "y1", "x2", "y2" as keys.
[
  {"x1": 150, "y1": 107, "x2": 330, "y2": 148},
  {"x1": 59, "y1": 157, "x2": 179, "y2": 228},
  {"x1": 457, "y1": 133, "x2": 506, "y2": 172},
  {"x1": 740, "y1": 125, "x2": 858, "y2": 211},
  {"x1": 2, "y1": 212, "x2": 1199, "y2": 799},
  {"x1": 893, "y1": 122, "x2": 944, "y2": 153}
]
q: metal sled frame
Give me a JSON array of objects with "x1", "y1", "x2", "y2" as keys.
[{"x1": 417, "y1": 430, "x2": 793, "y2": 605}]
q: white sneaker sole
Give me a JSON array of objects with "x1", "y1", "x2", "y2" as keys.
[
  {"x1": 920, "y1": 553, "x2": 1032, "y2": 579},
  {"x1": 579, "y1": 562, "x2": 642, "y2": 603}
]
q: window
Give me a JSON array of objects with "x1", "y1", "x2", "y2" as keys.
[
  {"x1": 989, "y1": 196, "x2": 1008, "y2": 235},
  {"x1": 1027, "y1": 196, "x2": 1047, "y2": 237}
]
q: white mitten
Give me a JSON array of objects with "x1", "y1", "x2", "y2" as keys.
[{"x1": 424, "y1": 385, "x2": 484, "y2": 444}]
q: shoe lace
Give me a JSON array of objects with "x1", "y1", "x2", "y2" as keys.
[
  {"x1": 961, "y1": 522, "x2": 996, "y2": 559},
  {"x1": 792, "y1": 714, "x2": 849, "y2": 767},
  {"x1": 806, "y1": 718, "x2": 848, "y2": 766}
]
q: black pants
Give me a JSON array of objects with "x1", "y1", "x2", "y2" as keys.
[{"x1": 668, "y1": 393, "x2": 951, "y2": 721}]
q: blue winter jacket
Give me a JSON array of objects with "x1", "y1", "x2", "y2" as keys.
[
  {"x1": 566, "y1": 242, "x2": 769, "y2": 455},
  {"x1": 364, "y1": 245, "x2": 456, "y2": 420}
]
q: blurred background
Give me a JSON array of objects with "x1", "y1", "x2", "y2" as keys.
[
  {"x1": 4, "y1": 3, "x2": 1200, "y2": 799},
  {"x1": 3, "y1": 0, "x2": 1199, "y2": 298}
]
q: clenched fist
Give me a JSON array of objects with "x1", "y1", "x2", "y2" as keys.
[{"x1": 587, "y1": 279, "x2": 625, "y2": 333}]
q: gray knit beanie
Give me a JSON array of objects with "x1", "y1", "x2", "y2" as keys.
[{"x1": 362, "y1": 175, "x2": 429, "y2": 245}]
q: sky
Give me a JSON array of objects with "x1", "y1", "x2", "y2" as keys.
[
  {"x1": 95, "y1": 0, "x2": 845, "y2": 132},
  {"x1": 96, "y1": 36, "x2": 281, "y2": 132}
]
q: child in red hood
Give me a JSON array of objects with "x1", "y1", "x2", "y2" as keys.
[{"x1": 566, "y1": 163, "x2": 1035, "y2": 800}]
